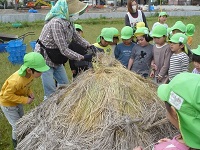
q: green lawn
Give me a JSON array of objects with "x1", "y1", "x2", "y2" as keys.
[{"x1": 0, "y1": 16, "x2": 199, "y2": 149}]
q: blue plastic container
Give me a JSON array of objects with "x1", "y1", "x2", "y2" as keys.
[
  {"x1": 8, "y1": 55, "x2": 24, "y2": 64},
  {"x1": 0, "y1": 43, "x2": 9, "y2": 52},
  {"x1": 8, "y1": 39, "x2": 23, "y2": 48},
  {"x1": 7, "y1": 44, "x2": 26, "y2": 64},
  {"x1": 149, "y1": 5, "x2": 154, "y2": 11},
  {"x1": 6, "y1": 44, "x2": 26, "y2": 55},
  {"x1": 30, "y1": 41, "x2": 37, "y2": 51}
]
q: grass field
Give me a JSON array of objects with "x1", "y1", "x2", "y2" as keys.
[{"x1": 0, "y1": 15, "x2": 199, "y2": 149}]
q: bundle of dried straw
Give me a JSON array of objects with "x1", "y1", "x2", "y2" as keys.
[{"x1": 16, "y1": 55, "x2": 177, "y2": 150}]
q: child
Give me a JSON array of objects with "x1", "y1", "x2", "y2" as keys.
[
  {"x1": 168, "y1": 33, "x2": 189, "y2": 81},
  {"x1": 0, "y1": 52, "x2": 49, "y2": 148},
  {"x1": 150, "y1": 25, "x2": 172, "y2": 84},
  {"x1": 93, "y1": 27, "x2": 114, "y2": 55},
  {"x1": 186, "y1": 24, "x2": 195, "y2": 46},
  {"x1": 128, "y1": 27, "x2": 153, "y2": 78},
  {"x1": 133, "y1": 72, "x2": 200, "y2": 150},
  {"x1": 171, "y1": 21, "x2": 186, "y2": 34},
  {"x1": 110, "y1": 27, "x2": 120, "y2": 57},
  {"x1": 152, "y1": 12, "x2": 168, "y2": 30},
  {"x1": 191, "y1": 45, "x2": 200, "y2": 74},
  {"x1": 69, "y1": 24, "x2": 89, "y2": 78},
  {"x1": 115, "y1": 26, "x2": 135, "y2": 67}
]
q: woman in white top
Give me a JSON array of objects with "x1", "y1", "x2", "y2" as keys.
[{"x1": 125, "y1": 0, "x2": 148, "y2": 29}]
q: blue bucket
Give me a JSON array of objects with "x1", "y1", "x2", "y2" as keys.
[
  {"x1": 0, "y1": 43, "x2": 9, "y2": 52},
  {"x1": 149, "y1": 5, "x2": 154, "y2": 11},
  {"x1": 30, "y1": 41, "x2": 37, "y2": 51}
]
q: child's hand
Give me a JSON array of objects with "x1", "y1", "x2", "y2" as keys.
[
  {"x1": 156, "y1": 74, "x2": 163, "y2": 81},
  {"x1": 158, "y1": 138, "x2": 171, "y2": 143},
  {"x1": 27, "y1": 97, "x2": 34, "y2": 104},
  {"x1": 72, "y1": 70, "x2": 76, "y2": 74},
  {"x1": 133, "y1": 146, "x2": 143, "y2": 150},
  {"x1": 29, "y1": 93, "x2": 35, "y2": 100},
  {"x1": 151, "y1": 63, "x2": 157, "y2": 70},
  {"x1": 149, "y1": 70, "x2": 155, "y2": 78}
]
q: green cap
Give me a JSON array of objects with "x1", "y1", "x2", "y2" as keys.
[
  {"x1": 151, "y1": 24, "x2": 167, "y2": 37},
  {"x1": 171, "y1": 21, "x2": 186, "y2": 33},
  {"x1": 18, "y1": 52, "x2": 50, "y2": 76},
  {"x1": 121, "y1": 26, "x2": 133, "y2": 39},
  {"x1": 192, "y1": 45, "x2": 200, "y2": 56},
  {"x1": 134, "y1": 27, "x2": 149, "y2": 37},
  {"x1": 169, "y1": 33, "x2": 188, "y2": 44},
  {"x1": 157, "y1": 72, "x2": 200, "y2": 149},
  {"x1": 96, "y1": 28, "x2": 114, "y2": 42},
  {"x1": 74, "y1": 24, "x2": 83, "y2": 31},
  {"x1": 110, "y1": 27, "x2": 119, "y2": 37},
  {"x1": 186, "y1": 24, "x2": 195, "y2": 36},
  {"x1": 159, "y1": 11, "x2": 168, "y2": 17}
]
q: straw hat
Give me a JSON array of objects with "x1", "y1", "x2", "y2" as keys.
[{"x1": 67, "y1": 0, "x2": 88, "y2": 15}]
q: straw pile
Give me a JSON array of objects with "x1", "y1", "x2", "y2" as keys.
[{"x1": 16, "y1": 55, "x2": 177, "y2": 150}]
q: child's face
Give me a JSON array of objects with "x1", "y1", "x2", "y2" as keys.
[
  {"x1": 100, "y1": 38, "x2": 109, "y2": 47},
  {"x1": 136, "y1": 36, "x2": 148, "y2": 47},
  {"x1": 26, "y1": 68, "x2": 42, "y2": 78},
  {"x1": 193, "y1": 61, "x2": 200, "y2": 71},
  {"x1": 153, "y1": 36, "x2": 166, "y2": 46},
  {"x1": 32, "y1": 71, "x2": 42, "y2": 78},
  {"x1": 110, "y1": 37, "x2": 119, "y2": 45},
  {"x1": 170, "y1": 42, "x2": 184, "y2": 53},
  {"x1": 122, "y1": 38, "x2": 132, "y2": 46},
  {"x1": 172, "y1": 29, "x2": 183, "y2": 35},
  {"x1": 159, "y1": 16, "x2": 167, "y2": 23},
  {"x1": 166, "y1": 106, "x2": 179, "y2": 129}
]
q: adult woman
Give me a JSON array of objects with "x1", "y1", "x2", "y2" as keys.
[
  {"x1": 125, "y1": 0, "x2": 148, "y2": 29},
  {"x1": 35, "y1": 0, "x2": 93, "y2": 100}
]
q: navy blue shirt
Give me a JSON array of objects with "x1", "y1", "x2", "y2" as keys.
[{"x1": 114, "y1": 42, "x2": 135, "y2": 67}]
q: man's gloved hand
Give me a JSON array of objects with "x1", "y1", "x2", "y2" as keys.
[{"x1": 83, "y1": 53, "x2": 93, "y2": 61}]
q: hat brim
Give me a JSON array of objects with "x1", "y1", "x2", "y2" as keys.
[
  {"x1": 151, "y1": 33, "x2": 163, "y2": 38},
  {"x1": 121, "y1": 35, "x2": 132, "y2": 40},
  {"x1": 35, "y1": 65, "x2": 50, "y2": 72},
  {"x1": 104, "y1": 37, "x2": 113, "y2": 42},
  {"x1": 169, "y1": 39, "x2": 179, "y2": 44},
  {"x1": 68, "y1": 0, "x2": 88, "y2": 16},
  {"x1": 157, "y1": 84, "x2": 170, "y2": 101},
  {"x1": 192, "y1": 49, "x2": 200, "y2": 55}
]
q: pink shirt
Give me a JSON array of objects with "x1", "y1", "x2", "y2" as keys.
[{"x1": 154, "y1": 135, "x2": 190, "y2": 150}]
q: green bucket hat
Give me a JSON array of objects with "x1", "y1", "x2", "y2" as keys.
[
  {"x1": 74, "y1": 24, "x2": 83, "y2": 31},
  {"x1": 186, "y1": 24, "x2": 195, "y2": 37},
  {"x1": 18, "y1": 52, "x2": 50, "y2": 76},
  {"x1": 169, "y1": 33, "x2": 188, "y2": 44},
  {"x1": 96, "y1": 28, "x2": 114, "y2": 43},
  {"x1": 110, "y1": 27, "x2": 119, "y2": 37},
  {"x1": 151, "y1": 24, "x2": 167, "y2": 37},
  {"x1": 121, "y1": 26, "x2": 133, "y2": 40},
  {"x1": 157, "y1": 72, "x2": 200, "y2": 149},
  {"x1": 192, "y1": 45, "x2": 200, "y2": 56},
  {"x1": 159, "y1": 11, "x2": 168, "y2": 17},
  {"x1": 134, "y1": 27, "x2": 149, "y2": 37},
  {"x1": 171, "y1": 21, "x2": 186, "y2": 33}
]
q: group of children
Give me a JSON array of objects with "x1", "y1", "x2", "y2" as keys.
[{"x1": 0, "y1": 12, "x2": 200, "y2": 150}]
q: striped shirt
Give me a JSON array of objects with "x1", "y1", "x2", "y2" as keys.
[
  {"x1": 169, "y1": 52, "x2": 189, "y2": 80},
  {"x1": 35, "y1": 18, "x2": 90, "y2": 67}
]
